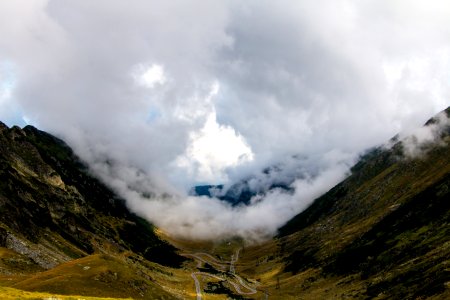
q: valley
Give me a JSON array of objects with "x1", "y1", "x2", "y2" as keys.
[
  {"x1": 3, "y1": 1, "x2": 450, "y2": 299},
  {"x1": 0, "y1": 107, "x2": 450, "y2": 299}
]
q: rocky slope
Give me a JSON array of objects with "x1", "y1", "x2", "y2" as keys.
[
  {"x1": 0, "y1": 122, "x2": 185, "y2": 299},
  {"x1": 0, "y1": 107, "x2": 449, "y2": 299}
]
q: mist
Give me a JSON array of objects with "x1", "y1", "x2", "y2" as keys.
[
  {"x1": 395, "y1": 109, "x2": 450, "y2": 158},
  {"x1": 1, "y1": 0, "x2": 449, "y2": 241}
]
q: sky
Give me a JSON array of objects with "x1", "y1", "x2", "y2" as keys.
[{"x1": 0, "y1": 0, "x2": 449, "y2": 241}]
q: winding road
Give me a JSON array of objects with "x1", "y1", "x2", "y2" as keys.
[
  {"x1": 182, "y1": 253, "x2": 228, "y2": 271},
  {"x1": 229, "y1": 248, "x2": 240, "y2": 274},
  {"x1": 191, "y1": 272, "x2": 202, "y2": 300},
  {"x1": 182, "y1": 248, "x2": 258, "y2": 299}
]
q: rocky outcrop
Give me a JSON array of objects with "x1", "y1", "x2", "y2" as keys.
[{"x1": 0, "y1": 123, "x2": 184, "y2": 272}]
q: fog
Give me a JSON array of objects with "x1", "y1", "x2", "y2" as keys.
[{"x1": 0, "y1": 0, "x2": 449, "y2": 241}]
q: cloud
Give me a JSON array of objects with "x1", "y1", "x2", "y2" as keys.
[
  {"x1": 394, "y1": 109, "x2": 450, "y2": 158},
  {"x1": 104, "y1": 159, "x2": 349, "y2": 242},
  {"x1": 0, "y1": 0, "x2": 449, "y2": 241},
  {"x1": 174, "y1": 109, "x2": 254, "y2": 184},
  {"x1": 135, "y1": 64, "x2": 167, "y2": 89}
]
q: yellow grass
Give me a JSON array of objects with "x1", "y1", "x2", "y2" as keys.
[{"x1": 0, "y1": 286, "x2": 132, "y2": 300}]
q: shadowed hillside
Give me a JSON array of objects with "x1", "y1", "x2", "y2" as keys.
[
  {"x1": 0, "y1": 122, "x2": 185, "y2": 299},
  {"x1": 0, "y1": 107, "x2": 449, "y2": 299},
  {"x1": 232, "y1": 107, "x2": 450, "y2": 299}
]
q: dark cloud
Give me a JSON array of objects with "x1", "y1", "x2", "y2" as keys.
[{"x1": 0, "y1": 0, "x2": 449, "y2": 240}]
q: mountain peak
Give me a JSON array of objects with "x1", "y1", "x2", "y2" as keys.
[
  {"x1": 0, "y1": 121, "x2": 8, "y2": 132},
  {"x1": 424, "y1": 106, "x2": 450, "y2": 126}
]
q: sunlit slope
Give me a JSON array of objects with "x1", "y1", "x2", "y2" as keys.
[
  {"x1": 8, "y1": 254, "x2": 181, "y2": 299},
  {"x1": 0, "y1": 286, "x2": 132, "y2": 300}
]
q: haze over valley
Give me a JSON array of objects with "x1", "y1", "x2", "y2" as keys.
[{"x1": 1, "y1": 1, "x2": 450, "y2": 299}]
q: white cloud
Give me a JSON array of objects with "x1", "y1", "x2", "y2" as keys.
[
  {"x1": 396, "y1": 110, "x2": 450, "y2": 157},
  {"x1": 1, "y1": 0, "x2": 449, "y2": 240},
  {"x1": 135, "y1": 63, "x2": 166, "y2": 88},
  {"x1": 173, "y1": 80, "x2": 253, "y2": 183},
  {"x1": 175, "y1": 110, "x2": 253, "y2": 183}
]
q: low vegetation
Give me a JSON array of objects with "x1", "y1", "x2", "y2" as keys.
[{"x1": 0, "y1": 107, "x2": 449, "y2": 299}]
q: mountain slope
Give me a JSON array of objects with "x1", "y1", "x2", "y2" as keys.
[
  {"x1": 0, "y1": 122, "x2": 185, "y2": 299},
  {"x1": 233, "y1": 107, "x2": 450, "y2": 299},
  {"x1": 1, "y1": 107, "x2": 449, "y2": 299}
]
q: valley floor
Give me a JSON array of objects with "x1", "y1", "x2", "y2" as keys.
[
  {"x1": 2, "y1": 225, "x2": 450, "y2": 300},
  {"x1": 1, "y1": 109, "x2": 450, "y2": 299}
]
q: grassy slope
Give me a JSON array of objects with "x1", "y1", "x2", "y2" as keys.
[
  {"x1": 10, "y1": 254, "x2": 177, "y2": 299},
  {"x1": 0, "y1": 124, "x2": 186, "y2": 299},
  {"x1": 235, "y1": 111, "x2": 450, "y2": 299},
  {"x1": 1, "y1": 108, "x2": 450, "y2": 299},
  {"x1": 0, "y1": 286, "x2": 132, "y2": 300}
]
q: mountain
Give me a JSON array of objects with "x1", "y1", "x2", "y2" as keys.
[
  {"x1": 0, "y1": 123, "x2": 185, "y2": 299},
  {"x1": 0, "y1": 107, "x2": 449, "y2": 299},
  {"x1": 233, "y1": 107, "x2": 450, "y2": 299},
  {"x1": 192, "y1": 173, "x2": 294, "y2": 206}
]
